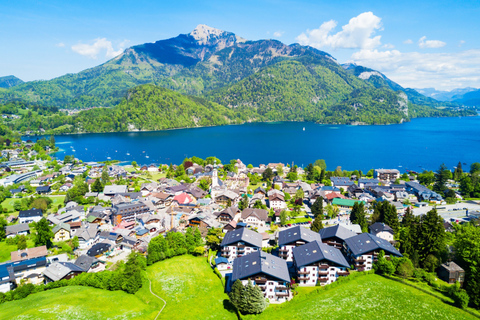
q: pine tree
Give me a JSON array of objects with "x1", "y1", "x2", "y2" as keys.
[
  {"x1": 384, "y1": 202, "x2": 400, "y2": 234},
  {"x1": 229, "y1": 280, "x2": 246, "y2": 312},
  {"x1": 311, "y1": 197, "x2": 323, "y2": 218},
  {"x1": 35, "y1": 218, "x2": 54, "y2": 248},
  {"x1": 418, "y1": 208, "x2": 446, "y2": 268},
  {"x1": 311, "y1": 215, "x2": 324, "y2": 232},
  {"x1": 350, "y1": 202, "x2": 368, "y2": 232},
  {"x1": 243, "y1": 280, "x2": 267, "y2": 314},
  {"x1": 193, "y1": 227, "x2": 203, "y2": 246},
  {"x1": 454, "y1": 161, "x2": 463, "y2": 181},
  {"x1": 92, "y1": 178, "x2": 103, "y2": 193},
  {"x1": 101, "y1": 166, "x2": 110, "y2": 183}
]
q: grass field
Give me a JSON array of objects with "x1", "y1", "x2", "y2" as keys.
[
  {"x1": 1, "y1": 195, "x2": 66, "y2": 216},
  {"x1": 245, "y1": 274, "x2": 477, "y2": 320},
  {"x1": 0, "y1": 239, "x2": 35, "y2": 263},
  {"x1": 148, "y1": 255, "x2": 237, "y2": 320},
  {"x1": 0, "y1": 285, "x2": 158, "y2": 320}
]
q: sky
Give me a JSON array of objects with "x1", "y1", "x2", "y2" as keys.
[{"x1": 1, "y1": 0, "x2": 479, "y2": 91}]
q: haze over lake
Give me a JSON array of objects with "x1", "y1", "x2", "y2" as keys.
[{"x1": 44, "y1": 116, "x2": 479, "y2": 172}]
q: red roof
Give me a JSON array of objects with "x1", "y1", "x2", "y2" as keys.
[
  {"x1": 173, "y1": 192, "x2": 194, "y2": 204},
  {"x1": 324, "y1": 192, "x2": 346, "y2": 200}
]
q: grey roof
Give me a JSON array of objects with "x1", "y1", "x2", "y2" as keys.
[
  {"x1": 293, "y1": 240, "x2": 349, "y2": 268},
  {"x1": 43, "y1": 262, "x2": 84, "y2": 282},
  {"x1": 74, "y1": 254, "x2": 99, "y2": 272},
  {"x1": 278, "y1": 226, "x2": 321, "y2": 247},
  {"x1": 87, "y1": 242, "x2": 111, "y2": 256},
  {"x1": 344, "y1": 233, "x2": 402, "y2": 257},
  {"x1": 103, "y1": 184, "x2": 128, "y2": 195},
  {"x1": 319, "y1": 224, "x2": 357, "y2": 241},
  {"x1": 52, "y1": 222, "x2": 71, "y2": 234},
  {"x1": 369, "y1": 222, "x2": 394, "y2": 235},
  {"x1": 19, "y1": 208, "x2": 43, "y2": 218},
  {"x1": 241, "y1": 208, "x2": 268, "y2": 222},
  {"x1": 221, "y1": 227, "x2": 262, "y2": 248},
  {"x1": 232, "y1": 251, "x2": 290, "y2": 283},
  {"x1": 5, "y1": 223, "x2": 30, "y2": 235}
]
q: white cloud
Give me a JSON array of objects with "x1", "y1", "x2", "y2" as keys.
[
  {"x1": 459, "y1": 40, "x2": 465, "y2": 47},
  {"x1": 296, "y1": 12, "x2": 382, "y2": 50},
  {"x1": 403, "y1": 39, "x2": 413, "y2": 44},
  {"x1": 418, "y1": 36, "x2": 446, "y2": 49},
  {"x1": 383, "y1": 43, "x2": 395, "y2": 49},
  {"x1": 55, "y1": 42, "x2": 65, "y2": 48},
  {"x1": 273, "y1": 31, "x2": 284, "y2": 37},
  {"x1": 351, "y1": 48, "x2": 480, "y2": 90},
  {"x1": 71, "y1": 38, "x2": 128, "y2": 59}
]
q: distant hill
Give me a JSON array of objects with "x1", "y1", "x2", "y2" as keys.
[
  {"x1": 415, "y1": 87, "x2": 477, "y2": 101},
  {"x1": 0, "y1": 25, "x2": 473, "y2": 126},
  {"x1": 453, "y1": 89, "x2": 480, "y2": 106},
  {"x1": 0, "y1": 75, "x2": 23, "y2": 89}
]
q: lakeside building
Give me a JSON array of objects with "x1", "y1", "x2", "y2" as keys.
[
  {"x1": 220, "y1": 227, "x2": 262, "y2": 263},
  {"x1": 277, "y1": 226, "x2": 321, "y2": 262}
]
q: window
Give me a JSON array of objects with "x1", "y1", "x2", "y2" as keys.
[{"x1": 270, "y1": 289, "x2": 272, "y2": 292}]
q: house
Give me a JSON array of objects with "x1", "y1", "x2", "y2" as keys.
[
  {"x1": 215, "y1": 190, "x2": 239, "y2": 206},
  {"x1": 268, "y1": 193, "x2": 286, "y2": 210},
  {"x1": 277, "y1": 226, "x2": 321, "y2": 262},
  {"x1": 47, "y1": 210, "x2": 83, "y2": 225},
  {"x1": 330, "y1": 177, "x2": 355, "y2": 190},
  {"x1": 220, "y1": 227, "x2": 262, "y2": 263},
  {"x1": 405, "y1": 181, "x2": 443, "y2": 202},
  {"x1": 344, "y1": 233, "x2": 402, "y2": 271},
  {"x1": 293, "y1": 240, "x2": 350, "y2": 286},
  {"x1": 52, "y1": 223, "x2": 71, "y2": 242},
  {"x1": 36, "y1": 186, "x2": 51, "y2": 194},
  {"x1": 11, "y1": 245, "x2": 47, "y2": 262},
  {"x1": 358, "y1": 179, "x2": 380, "y2": 188},
  {"x1": 230, "y1": 251, "x2": 291, "y2": 303},
  {"x1": 222, "y1": 220, "x2": 237, "y2": 233},
  {"x1": 60, "y1": 183, "x2": 73, "y2": 192},
  {"x1": 319, "y1": 224, "x2": 357, "y2": 250},
  {"x1": 18, "y1": 208, "x2": 43, "y2": 224},
  {"x1": 5, "y1": 223, "x2": 30, "y2": 238},
  {"x1": 215, "y1": 206, "x2": 240, "y2": 224},
  {"x1": 74, "y1": 254, "x2": 101, "y2": 272},
  {"x1": 74, "y1": 224, "x2": 100, "y2": 249},
  {"x1": 214, "y1": 257, "x2": 230, "y2": 271},
  {"x1": 369, "y1": 222, "x2": 395, "y2": 242},
  {"x1": 43, "y1": 262, "x2": 84, "y2": 283},
  {"x1": 87, "y1": 242, "x2": 112, "y2": 257},
  {"x1": 438, "y1": 261, "x2": 465, "y2": 286},
  {"x1": 240, "y1": 208, "x2": 269, "y2": 228},
  {"x1": 374, "y1": 169, "x2": 400, "y2": 181},
  {"x1": 103, "y1": 184, "x2": 128, "y2": 197},
  {"x1": 111, "y1": 202, "x2": 149, "y2": 226},
  {"x1": 172, "y1": 192, "x2": 195, "y2": 206},
  {"x1": 331, "y1": 198, "x2": 366, "y2": 212},
  {"x1": 0, "y1": 264, "x2": 15, "y2": 293},
  {"x1": 0, "y1": 256, "x2": 47, "y2": 290}
]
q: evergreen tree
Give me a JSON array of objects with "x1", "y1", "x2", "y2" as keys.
[
  {"x1": 229, "y1": 280, "x2": 246, "y2": 312},
  {"x1": 311, "y1": 197, "x2": 323, "y2": 218},
  {"x1": 383, "y1": 202, "x2": 400, "y2": 234},
  {"x1": 91, "y1": 178, "x2": 104, "y2": 193},
  {"x1": 311, "y1": 215, "x2": 324, "y2": 232},
  {"x1": 185, "y1": 227, "x2": 196, "y2": 253},
  {"x1": 17, "y1": 235, "x2": 27, "y2": 250},
  {"x1": 418, "y1": 208, "x2": 446, "y2": 268},
  {"x1": 238, "y1": 194, "x2": 249, "y2": 211},
  {"x1": 433, "y1": 163, "x2": 450, "y2": 196},
  {"x1": 244, "y1": 280, "x2": 267, "y2": 314},
  {"x1": 101, "y1": 166, "x2": 110, "y2": 183},
  {"x1": 262, "y1": 168, "x2": 274, "y2": 181},
  {"x1": 350, "y1": 202, "x2": 368, "y2": 232},
  {"x1": 454, "y1": 161, "x2": 463, "y2": 181},
  {"x1": 280, "y1": 210, "x2": 287, "y2": 226},
  {"x1": 49, "y1": 135, "x2": 55, "y2": 148},
  {"x1": 193, "y1": 227, "x2": 203, "y2": 246},
  {"x1": 0, "y1": 218, "x2": 7, "y2": 241},
  {"x1": 34, "y1": 218, "x2": 54, "y2": 248}
]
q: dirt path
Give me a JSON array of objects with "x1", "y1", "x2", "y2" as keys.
[{"x1": 149, "y1": 279, "x2": 166, "y2": 320}]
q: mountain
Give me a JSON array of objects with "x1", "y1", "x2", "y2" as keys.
[
  {"x1": 0, "y1": 75, "x2": 23, "y2": 89},
  {"x1": 452, "y1": 89, "x2": 480, "y2": 106},
  {"x1": 0, "y1": 25, "x2": 474, "y2": 127},
  {"x1": 415, "y1": 87, "x2": 477, "y2": 101},
  {"x1": 341, "y1": 63, "x2": 460, "y2": 108}
]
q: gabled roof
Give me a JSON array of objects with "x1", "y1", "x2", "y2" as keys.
[
  {"x1": 43, "y1": 262, "x2": 84, "y2": 282},
  {"x1": 5, "y1": 223, "x2": 30, "y2": 235},
  {"x1": 11, "y1": 245, "x2": 47, "y2": 262},
  {"x1": 231, "y1": 251, "x2": 290, "y2": 283},
  {"x1": 103, "y1": 184, "x2": 128, "y2": 195},
  {"x1": 221, "y1": 227, "x2": 262, "y2": 248},
  {"x1": 87, "y1": 242, "x2": 111, "y2": 256},
  {"x1": 241, "y1": 208, "x2": 268, "y2": 222},
  {"x1": 278, "y1": 226, "x2": 321, "y2": 247},
  {"x1": 331, "y1": 198, "x2": 366, "y2": 207},
  {"x1": 74, "y1": 254, "x2": 99, "y2": 272},
  {"x1": 344, "y1": 233, "x2": 402, "y2": 257},
  {"x1": 319, "y1": 224, "x2": 357, "y2": 241},
  {"x1": 215, "y1": 206, "x2": 239, "y2": 220},
  {"x1": 52, "y1": 222, "x2": 71, "y2": 234},
  {"x1": 293, "y1": 240, "x2": 349, "y2": 268},
  {"x1": 369, "y1": 222, "x2": 394, "y2": 235},
  {"x1": 18, "y1": 208, "x2": 43, "y2": 218}
]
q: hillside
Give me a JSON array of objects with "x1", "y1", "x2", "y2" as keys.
[
  {"x1": 0, "y1": 75, "x2": 23, "y2": 89},
  {"x1": 453, "y1": 89, "x2": 480, "y2": 106},
  {"x1": 415, "y1": 87, "x2": 477, "y2": 102}
]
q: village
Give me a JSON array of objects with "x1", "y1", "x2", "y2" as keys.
[{"x1": 0, "y1": 139, "x2": 479, "y2": 309}]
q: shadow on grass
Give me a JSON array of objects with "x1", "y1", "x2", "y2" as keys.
[{"x1": 223, "y1": 299, "x2": 238, "y2": 315}]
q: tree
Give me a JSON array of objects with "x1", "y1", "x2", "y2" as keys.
[
  {"x1": 17, "y1": 235, "x2": 27, "y2": 250},
  {"x1": 276, "y1": 165, "x2": 284, "y2": 176},
  {"x1": 0, "y1": 218, "x2": 7, "y2": 241},
  {"x1": 311, "y1": 197, "x2": 324, "y2": 218},
  {"x1": 433, "y1": 163, "x2": 450, "y2": 196},
  {"x1": 229, "y1": 280, "x2": 246, "y2": 313},
  {"x1": 91, "y1": 178, "x2": 103, "y2": 193},
  {"x1": 313, "y1": 159, "x2": 327, "y2": 171},
  {"x1": 238, "y1": 194, "x2": 249, "y2": 211},
  {"x1": 454, "y1": 161, "x2": 463, "y2": 181},
  {"x1": 350, "y1": 202, "x2": 368, "y2": 232},
  {"x1": 243, "y1": 280, "x2": 267, "y2": 314},
  {"x1": 417, "y1": 208, "x2": 445, "y2": 269},
  {"x1": 34, "y1": 218, "x2": 54, "y2": 248},
  {"x1": 262, "y1": 167, "x2": 274, "y2": 181},
  {"x1": 193, "y1": 227, "x2": 202, "y2": 246},
  {"x1": 373, "y1": 250, "x2": 395, "y2": 275},
  {"x1": 454, "y1": 222, "x2": 480, "y2": 308},
  {"x1": 49, "y1": 135, "x2": 55, "y2": 148},
  {"x1": 206, "y1": 228, "x2": 224, "y2": 250},
  {"x1": 280, "y1": 210, "x2": 288, "y2": 226},
  {"x1": 311, "y1": 215, "x2": 324, "y2": 232},
  {"x1": 470, "y1": 162, "x2": 480, "y2": 174},
  {"x1": 198, "y1": 178, "x2": 211, "y2": 191},
  {"x1": 30, "y1": 198, "x2": 48, "y2": 213},
  {"x1": 101, "y1": 166, "x2": 110, "y2": 183},
  {"x1": 131, "y1": 161, "x2": 138, "y2": 168},
  {"x1": 71, "y1": 236, "x2": 79, "y2": 249}
]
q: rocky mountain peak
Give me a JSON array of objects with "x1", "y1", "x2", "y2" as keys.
[{"x1": 190, "y1": 24, "x2": 225, "y2": 44}]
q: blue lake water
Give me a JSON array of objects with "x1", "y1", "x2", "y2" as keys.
[{"x1": 40, "y1": 116, "x2": 480, "y2": 172}]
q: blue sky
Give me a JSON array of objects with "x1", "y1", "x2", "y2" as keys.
[{"x1": 1, "y1": 0, "x2": 479, "y2": 90}]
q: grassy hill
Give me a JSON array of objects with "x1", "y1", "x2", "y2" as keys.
[
  {"x1": 1, "y1": 256, "x2": 477, "y2": 320},
  {"x1": 0, "y1": 285, "x2": 158, "y2": 320}
]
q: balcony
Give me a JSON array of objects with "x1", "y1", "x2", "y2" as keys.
[
  {"x1": 318, "y1": 277, "x2": 329, "y2": 282},
  {"x1": 318, "y1": 271, "x2": 329, "y2": 276},
  {"x1": 238, "y1": 245, "x2": 246, "y2": 249},
  {"x1": 275, "y1": 292, "x2": 289, "y2": 297},
  {"x1": 298, "y1": 271, "x2": 310, "y2": 275},
  {"x1": 355, "y1": 257, "x2": 366, "y2": 263},
  {"x1": 279, "y1": 253, "x2": 288, "y2": 258},
  {"x1": 258, "y1": 285, "x2": 266, "y2": 290},
  {"x1": 337, "y1": 271, "x2": 349, "y2": 276},
  {"x1": 318, "y1": 264, "x2": 329, "y2": 270},
  {"x1": 221, "y1": 248, "x2": 230, "y2": 252},
  {"x1": 255, "y1": 278, "x2": 267, "y2": 284},
  {"x1": 276, "y1": 285, "x2": 288, "y2": 290},
  {"x1": 298, "y1": 277, "x2": 310, "y2": 281},
  {"x1": 279, "y1": 249, "x2": 289, "y2": 253},
  {"x1": 221, "y1": 253, "x2": 229, "y2": 257}
]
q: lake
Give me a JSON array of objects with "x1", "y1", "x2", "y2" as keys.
[{"x1": 41, "y1": 116, "x2": 480, "y2": 172}]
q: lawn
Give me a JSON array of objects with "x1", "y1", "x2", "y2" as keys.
[
  {"x1": 0, "y1": 239, "x2": 35, "y2": 263},
  {"x1": 244, "y1": 273, "x2": 477, "y2": 320},
  {"x1": 148, "y1": 255, "x2": 237, "y2": 320},
  {"x1": 0, "y1": 285, "x2": 158, "y2": 320},
  {"x1": 1, "y1": 195, "x2": 66, "y2": 216}
]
